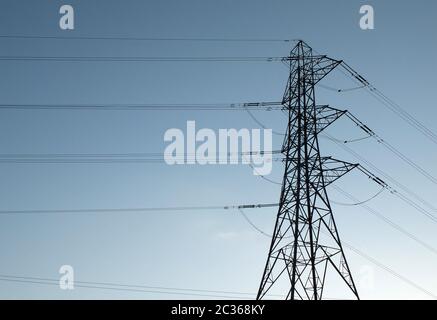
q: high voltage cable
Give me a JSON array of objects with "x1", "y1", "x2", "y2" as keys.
[
  {"x1": 0, "y1": 274, "x2": 262, "y2": 298},
  {"x1": 0, "y1": 277, "x2": 250, "y2": 299},
  {"x1": 0, "y1": 203, "x2": 279, "y2": 216},
  {"x1": 0, "y1": 55, "x2": 284, "y2": 63},
  {"x1": 0, "y1": 274, "x2": 345, "y2": 300},
  {"x1": 329, "y1": 133, "x2": 437, "y2": 212},
  {"x1": 331, "y1": 185, "x2": 437, "y2": 257},
  {"x1": 324, "y1": 133, "x2": 437, "y2": 211},
  {"x1": 243, "y1": 106, "x2": 286, "y2": 136},
  {"x1": 379, "y1": 139, "x2": 437, "y2": 185},
  {"x1": 325, "y1": 135, "x2": 372, "y2": 144},
  {"x1": 329, "y1": 136, "x2": 437, "y2": 224},
  {"x1": 0, "y1": 34, "x2": 299, "y2": 43},
  {"x1": 310, "y1": 47, "x2": 437, "y2": 145},
  {"x1": 338, "y1": 238, "x2": 437, "y2": 299},
  {"x1": 248, "y1": 163, "x2": 283, "y2": 185},
  {"x1": 0, "y1": 102, "x2": 283, "y2": 111},
  {"x1": 325, "y1": 134, "x2": 437, "y2": 222},
  {"x1": 329, "y1": 187, "x2": 385, "y2": 206},
  {"x1": 0, "y1": 150, "x2": 282, "y2": 158},
  {"x1": 338, "y1": 62, "x2": 437, "y2": 146},
  {"x1": 0, "y1": 158, "x2": 284, "y2": 164},
  {"x1": 0, "y1": 150, "x2": 284, "y2": 164},
  {"x1": 371, "y1": 89, "x2": 437, "y2": 144},
  {"x1": 345, "y1": 111, "x2": 437, "y2": 185},
  {"x1": 317, "y1": 83, "x2": 367, "y2": 93},
  {"x1": 373, "y1": 89, "x2": 437, "y2": 143},
  {"x1": 237, "y1": 208, "x2": 272, "y2": 237}
]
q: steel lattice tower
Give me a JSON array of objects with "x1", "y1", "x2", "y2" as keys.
[{"x1": 257, "y1": 41, "x2": 360, "y2": 300}]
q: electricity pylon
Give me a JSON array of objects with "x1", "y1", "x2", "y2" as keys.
[{"x1": 257, "y1": 41, "x2": 360, "y2": 300}]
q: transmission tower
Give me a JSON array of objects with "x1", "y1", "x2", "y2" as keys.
[{"x1": 257, "y1": 40, "x2": 360, "y2": 300}]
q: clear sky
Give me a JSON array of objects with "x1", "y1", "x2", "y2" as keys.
[{"x1": 0, "y1": 0, "x2": 436, "y2": 299}]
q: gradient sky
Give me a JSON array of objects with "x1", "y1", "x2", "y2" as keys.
[{"x1": 0, "y1": 0, "x2": 436, "y2": 299}]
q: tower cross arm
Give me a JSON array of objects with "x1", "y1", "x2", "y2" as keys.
[{"x1": 319, "y1": 157, "x2": 359, "y2": 187}]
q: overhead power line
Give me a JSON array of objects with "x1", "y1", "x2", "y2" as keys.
[
  {"x1": 0, "y1": 102, "x2": 283, "y2": 111},
  {"x1": 325, "y1": 134, "x2": 437, "y2": 223},
  {"x1": 331, "y1": 185, "x2": 437, "y2": 257},
  {"x1": 0, "y1": 150, "x2": 282, "y2": 158},
  {"x1": 0, "y1": 274, "x2": 261, "y2": 298},
  {"x1": 310, "y1": 46, "x2": 437, "y2": 145},
  {"x1": 237, "y1": 208, "x2": 272, "y2": 237},
  {"x1": 0, "y1": 202, "x2": 279, "y2": 216},
  {"x1": 317, "y1": 83, "x2": 367, "y2": 93},
  {"x1": 0, "y1": 276, "x2": 250, "y2": 299},
  {"x1": 339, "y1": 238, "x2": 437, "y2": 299},
  {"x1": 0, "y1": 150, "x2": 284, "y2": 164},
  {"x1": 0, "y1": 274, "x2": 350, "y2": 300},
  {"x1": 0, "y1": 157, "x2": 284, "y2": 164},
  {"x1": 323, "y1": 134, "x2": 371, "y2": 144},
  {"x1": 345, "y1": 111, "x2": 437, "y2": 185},
  {"x1": 330, "y1": 187, "x2": 385, "y2": 206},
  {"x1": 338, "y1": 62, "x2": 437, "y2": 146},
  {"x1": 0, "y1": 34, "x2": 299, "y2": 43},
  {"x1": 0, "y1": 55, "x2": 284, "y2": 63},
  {"x1": 243, "y1": 106, "x2": 286, "y2": 136}
]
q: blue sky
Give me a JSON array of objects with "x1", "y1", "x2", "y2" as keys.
[{"x1": 0, "y1": 0, "x2": 436, "y2": 299}]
